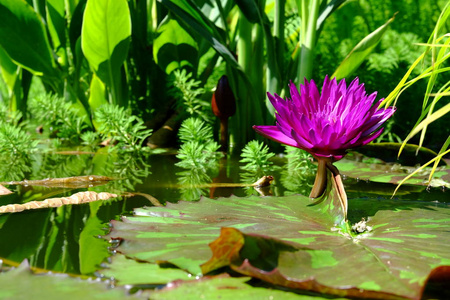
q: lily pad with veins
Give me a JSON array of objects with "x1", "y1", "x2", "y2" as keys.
[{"x1": 105, "y1": 191, "x2": 450, "y2": 299}]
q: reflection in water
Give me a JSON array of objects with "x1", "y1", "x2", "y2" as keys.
[
  {"x1": 0, "y1": 149, "x2": 448, "y2": 276},
  {"x1": 0, "y1": 149, "x2": 152, "y2": 275}
]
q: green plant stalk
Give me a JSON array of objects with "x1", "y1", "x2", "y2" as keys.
[
  {"x1": 250, "y1": 24, "x2": 265, "y2": 105},
  {"x1": 234, "y1": 12, "x2": 255, "y2": 147},
  {"x1": 265, "y1": 0, "x2": 285, "y2": 116},
  {"x1": 297, "y1": 0, "x2": 320, "y2": 81}
]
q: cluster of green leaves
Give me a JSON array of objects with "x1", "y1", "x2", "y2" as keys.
[
  {"x1": 95, "y1": 104, "x2": 152, "y2": 152},
  {"x1": 240, "y1": 140, "x2": 276, "y2": 172},
  {"x1": 169, "y1": 69, "x2": 210, "y2": 122},
  {"x1": 0, "y1": 106, "x2": 37, "y2": 156},
  {"x1": 176, "y1": 117, "x2": 223, "y2": 200},
  {"x1": 29, "y1": 94, "x2": 88, "y2": 143},
  {"x1": 176, "y1": 117, "x2": 222, "y2": 170}
]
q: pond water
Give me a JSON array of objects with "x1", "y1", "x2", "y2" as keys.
[{"x1": 0, "y1": 148, "x2": 448, "y2": 276}]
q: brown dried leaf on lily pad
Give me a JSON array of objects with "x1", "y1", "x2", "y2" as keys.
[
  {"x1": 202, "y1": 228, "x2": 406, "y2": 300},
  {"x1": 0, "y1": 184, "x2": 13, "y2": 195},
  {"x1": 0, "y1": 191, "x2": 118, "y2": 213}
]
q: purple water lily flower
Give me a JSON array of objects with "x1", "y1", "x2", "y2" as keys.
[
  {"x1": 253, "y1": 76, "x2": 395, "y2": 218},
  {"x1": 254, "y1": 76, "x2": 395, "y2": 162}
]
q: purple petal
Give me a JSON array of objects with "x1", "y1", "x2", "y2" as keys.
[{"x1": 252, "y1": 125, "x2": 299, "y2": 148}]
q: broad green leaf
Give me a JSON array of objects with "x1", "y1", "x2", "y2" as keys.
[
  {"x1": 88, "y1": 74, "x2": 108, "y2": 130},
  {"x1": 235, "y1": 0, "x2": 260, "y2": 23},
  {"x1": 0, "y1": 0, "x2": 58, "y2": 78},
  {"x1": 316, "y1": 0, "x2": 347, "y2": 32},
  {"x1": 158, "y1": 0, "x2": 240, "y2": 70},
  {"x1": 0, "y1": 260, "x2": 144, "y2": 300},
  {"x1": 46, "y1": 0, "x2": 67, "y2": 66},
  {"x1": 0, "y1": 46, "x2": 18, "y2": 90},
  {"x1": 81, "y1": 0, "x2": 131, "y2": 104},
  {"x1": 105, "y1": 194, "x2": 450, "y2": 299},
  {"x1": 332, "y1": 14, "x2": 396, "y2": 80},
  {"x1": 153, "y1": 17, "x2": 198, "y2": 74},
  {"x1": 0, "y1": 209, "x2": 51, "y2": 264},
  {"x1": 78, "y1": 202, "x2": 111, "y2": 275}
]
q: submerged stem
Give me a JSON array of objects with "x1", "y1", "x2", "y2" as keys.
[
  {"x1": 327, "y1": 162, "x2": 348, "y2": 220},
  {"x1": 309, "y1": 158, "x2": 348, "y2": 221}
]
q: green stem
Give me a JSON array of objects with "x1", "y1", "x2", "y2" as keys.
[
  {"x1": 310, "y1": 158, "x2": 328, "y2": 198},
  {"x1": 298, "y1": 0, "x2": 320, "y2": 82},
  {"x1": 235, "y1": 12, "x2": 254, "y2": 147},
  {"x1": 266, "y1": 0, "x2": 284, "y2": 103}
]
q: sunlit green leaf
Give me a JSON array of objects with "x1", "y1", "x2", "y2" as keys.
[
  {"x1": 332, "y1": 14, "x2": 396, "y2": 80},
  {"x1": 81, "y1": 0, "x2": 131, "y2": 104},
  {"x1": 153, "y1": 17, "x2": 198, "y2": 74},
  {"x1": 0, "y1": 0, "x2": 58, "y2": 78}
]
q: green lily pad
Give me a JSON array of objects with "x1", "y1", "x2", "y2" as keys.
[
  {"x1": 101, "y1": 254, "x2": 193, "y2": 285},
  {"x1": 149, "y1": 274, "x2": 344, "y2": 300},
  {"x1": 335, "y1": 157, "x2": 450, "y2": 188},
  {"x1": 105, "y1": 193, "x2": 450, "y2": 299},
  {"x1": 0, "y1": 260, "x2": 143, "y2": 300}
]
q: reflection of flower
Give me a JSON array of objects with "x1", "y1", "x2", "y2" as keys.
[
  {"x1": 253, "y1": 76, "x2": 396, "y2": 220},
  {"x1": 253, "y1": 76, "x2": 395, "y2": 162}
]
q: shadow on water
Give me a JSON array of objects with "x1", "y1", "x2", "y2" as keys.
[{"x1": 0, "y1": 148, "x2": 448, "y2": 275}]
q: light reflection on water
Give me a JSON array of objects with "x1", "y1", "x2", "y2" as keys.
[{"x1": 0, "y1": 149, "x2": 448, "y2": 275}]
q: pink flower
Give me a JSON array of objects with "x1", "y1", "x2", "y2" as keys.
[{"x1": 253, "y1": 76, "x2": 395, "y2": 162}]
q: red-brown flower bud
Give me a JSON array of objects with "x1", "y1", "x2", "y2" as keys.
[{"x1": 211, "y1": 75, "x2": 236, "y2": 119}]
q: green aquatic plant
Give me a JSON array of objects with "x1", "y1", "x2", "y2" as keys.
[
  {"x1": 239, "y1": 140, "x2": 276, "y2": 172},
  {"x1": 177, "y1": 117, "x2": 222, "y2": 170},
  {"x1": 239, "y1": 140, "x2": 278, "y2": 196},
  {"x1": 80, "y1": 131, "x2": 100, "y2": 147},
  {"x1": 95, "y1": 103, "x2": 152, "y2": 152},
  {"x1": 170, "y1": 69, "x2": 210, "y2": 121},
  {"x1": 0, "y1": 154, "x2": 32, "y2": 182},
  {"x1": 176, "y1": 168, "x2": 212, "y2": 202},
  {"x1": 284, "y1": 145, "x2": 316, "y2": 174},
  {"x1": 178, "y1": 117, "x2": 214, "y2": 144},
  {"x1": 108, "y1": 152, "x2": 151, "y2": 192},
  {"x1": 176, "y1": 141, "x2": 222, "y2": 170},
  {"x1": 0, "y1": 106, "x2": 22, "y2": 126},
  {"x1": 29, "y1": 94, "x2": 88, "y2": 143},
  {"x1": 0, "y1": 122, "x2": 38, "y2": 156}
]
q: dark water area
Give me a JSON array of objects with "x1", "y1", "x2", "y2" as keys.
[{"x1": 0, "y1": 149, "x2": 448, "y2": 275}]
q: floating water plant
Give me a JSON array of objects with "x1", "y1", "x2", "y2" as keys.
[{"x1": 254, "y1": 76, "x2": 396, "y2": 219}]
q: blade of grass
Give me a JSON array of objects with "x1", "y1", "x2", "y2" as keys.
[
  {"x1": 392, "y1": 148, "x2": 450, "y2": 197},
  {"x1": 428, "y1": 135, "x2": 450, "y2": 183},
  {"x1": 398, "y1": 102, "x2": 450, "y2": 156}
]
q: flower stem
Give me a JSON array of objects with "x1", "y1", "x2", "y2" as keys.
[
  {"x1": 327, "y1": 162, "x2": 348, "y2": 220},
  {"x1": 219, "y1": 117, "x2": 228, "y2": 152},
  {"x1": 309, "y1": 158, "x2": 327, "y2": 198}
]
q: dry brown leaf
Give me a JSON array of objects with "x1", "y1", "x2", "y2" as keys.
[
  {"x1": 0, "y1": 191, "x2": 118, "y2": 213},
  {"x1": 0, "y1": 175, "x2": 114, "y2": 189},
  {"x1": 0, "y1": 184, "x2": 13, "y2": 195}
]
